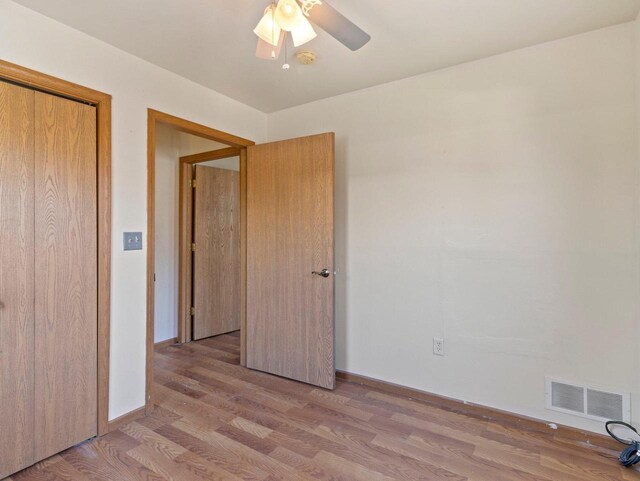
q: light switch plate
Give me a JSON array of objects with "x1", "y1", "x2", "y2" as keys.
[{"x1": 123, "y1": 232, "x2": 143, "y2": 251}]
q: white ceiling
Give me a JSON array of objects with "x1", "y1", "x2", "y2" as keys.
[{"x1": 14, "y1": 0, "x2": 640, "y2": 112}]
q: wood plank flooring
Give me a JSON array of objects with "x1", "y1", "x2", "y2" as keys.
[{"x1": 7, "y1": 332, "x2": 639, "y2": 480}]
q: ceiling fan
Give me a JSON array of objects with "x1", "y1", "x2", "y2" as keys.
[{"x1": 253, "y1": 0, "x2": 370, "y2": 65}]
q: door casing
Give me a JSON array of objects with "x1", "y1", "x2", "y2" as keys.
[
  {"x1": 147, "y1": 110, "x2": 254, "y2": 413},
  {"x1": 178, "y1": 147, "x2": 244, "y2": 344}
]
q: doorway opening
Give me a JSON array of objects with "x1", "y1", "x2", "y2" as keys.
[
  {"x1": 148, "y1": 111, "x2": 336, "y2": 412},
  {"x1": 179, "y1": 145, "x2": 241, "y2": 343},
  {"x1": 147, "y1": 109, "x2": 253, "y2": 412}
]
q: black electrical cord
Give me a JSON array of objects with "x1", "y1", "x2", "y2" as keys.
[{"x1": 606, "y1": 421, "x2": 640, "y2": 468}]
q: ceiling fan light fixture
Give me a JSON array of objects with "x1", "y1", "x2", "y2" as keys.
[
  {"x1": 254, "y1": 0, "x2": 371, "y2": 66},
  {"x1": 274, "y1": 0, "x2": 304, "y2": 31},
  {"x1": 291, "y1": 15, "x2": 317, "y2": 47},
  {"x1": 254, "y1": 5, "x2": 281, "y2": 46}
]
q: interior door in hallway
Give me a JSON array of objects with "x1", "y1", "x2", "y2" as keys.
[
  {"x1": 192, "y1": 165, "x2": 240, "y2": 340},
  {"x1": 246, "y1": 133, "x2": 335, "y2": 389}
]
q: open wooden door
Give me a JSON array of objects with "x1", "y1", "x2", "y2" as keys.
[
  {"x1": 192, "y1": 165, "x2": 240, "y2": 340},
  {"x1": 246, "y1": 133, "x2": 335, "y2": 389}
]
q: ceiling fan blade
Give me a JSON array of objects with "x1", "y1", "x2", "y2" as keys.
[
  {"x1": 307, "y1": 1, "x2": 370, "y2": 51},
  {"x1": 255, "y1": 31, "x2": 285, "y2": 60}
]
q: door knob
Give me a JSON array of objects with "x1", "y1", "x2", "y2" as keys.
[{"x1": 312, "y1": 269, "x2": 331, "y2": 278}]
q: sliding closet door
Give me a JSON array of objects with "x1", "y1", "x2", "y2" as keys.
[
  {"x1": 0, "y1": 82, "x2": 35, "y2": 479},
  {"x1": 34, "y1": 92, "x2": 98, "y2": 460}
]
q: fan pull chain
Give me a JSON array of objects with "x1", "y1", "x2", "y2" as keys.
[
  {"x1": 283, "y1": 34, "x2": 290, "y2": 70},
  {"x1": 271, "y1": 1, "x2": 277, "y2": 59}
]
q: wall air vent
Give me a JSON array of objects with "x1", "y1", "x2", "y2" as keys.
[
  {"x1": 545, "y1": 377, "x2": 630, "y2": 423},
  {"x1": 587, "y1": 389, "x2": 625, "y2": 420},
  {"x1": 550, "y1": 381, "x2": 584, "y2": 413}
]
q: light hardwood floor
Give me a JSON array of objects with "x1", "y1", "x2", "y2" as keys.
[{"x1": 7, "y1": 332, "x2": 638, "y2": 480}]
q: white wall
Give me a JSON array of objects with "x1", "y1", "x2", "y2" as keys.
[
  {"x1": 269, "y1": 23, "x2": 639, "y2": 434},
  {"x1": 178, "y1": 131, "x2": 229, "y2": 157},
  {"x1": 200, "y1": 157, "x2": 240, "y2": 171},
  {"x1": 154, "y1": 124, "x2": 180, "y2": 344},
  {"x1": 0, "y1": 0, "x2": 267, "y2": 420}
]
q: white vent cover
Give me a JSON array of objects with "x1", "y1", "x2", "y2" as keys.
[{"x1": 545, "y1": 377, "x2": 630, "y2": 423}]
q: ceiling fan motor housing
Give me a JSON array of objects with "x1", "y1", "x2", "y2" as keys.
[{"x1": 296, "y1": 50, "x2": 317, "y2": 65}]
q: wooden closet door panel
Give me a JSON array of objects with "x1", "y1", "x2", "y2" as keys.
[
  {"x1": 193, "y1": 165, "x2": 240, "y2": 340},
  {"x1": 246, "y1": 133, "x2": 335, "y2": 389},
  {"x1": 0, "y1": 82, "x2": 35, "y2": 479},
  {"x1": 34, "y1": 92, "x2": 97, "y2": 460}
]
